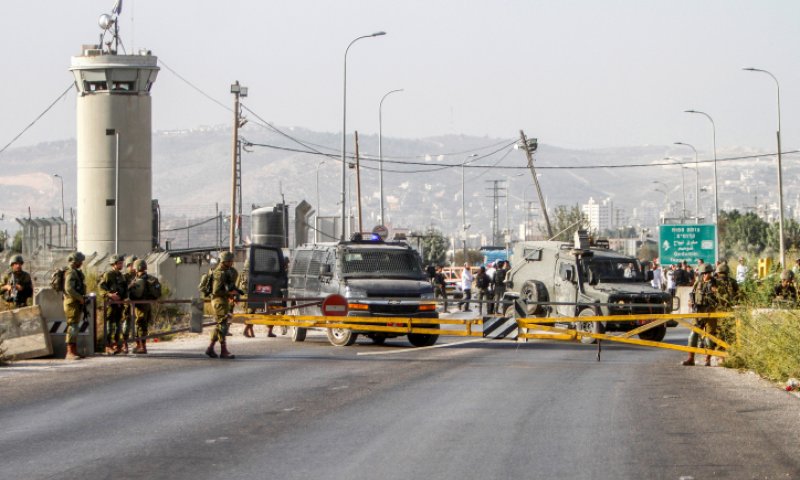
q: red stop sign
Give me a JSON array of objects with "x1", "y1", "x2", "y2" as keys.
[{"x1": 321, "y1": 294, "x2": 348, "y2": 317}]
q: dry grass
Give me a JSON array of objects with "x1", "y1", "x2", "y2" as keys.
[{"x1": 724, "y1": 309, "x2": 800, "y2": 382}]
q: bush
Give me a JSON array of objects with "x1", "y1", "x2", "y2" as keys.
[{"x1": 725, "y1": 309, "x2": 800, "y2": 382}]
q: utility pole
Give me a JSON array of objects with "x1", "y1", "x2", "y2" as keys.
[
  {"x1": 519, "y1": 130, "x2": 551, "y2": 238},
  {"x1": 485, "y1": 180, "x2": 506, "y2": 246},
  {"x1": 229, "y1": 81, "x2": 247, "y2": 253},
  {"x1": 354, "y1": 131, "x2": 363, "y2": 233}
]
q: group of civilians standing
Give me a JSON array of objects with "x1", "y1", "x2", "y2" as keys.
[{"x1": 428, "y1": 261, "x2": 509, "y2": 314}]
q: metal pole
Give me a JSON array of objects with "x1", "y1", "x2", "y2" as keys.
[
  {"x1": 675, "y1": 142, "x2": 700, "y2": 221},
  {"x1": 230, "y1": 82, "x2": 240, "y2": 253},
  {"x1": 685, "y1": 110, "x2": 719, "y2": 261},
  {"x1": 115, "y1": 132, "x2": 119, "y2": 253},
  {"x1": 519, "y1": 130, "x2": 552, "y2": 238},
  {"x1": 54, "y1": 174, "x2": 65, "y2": 220},
  {"x1": 105, "y1": 129, "x2": 120, "y2": 253},
  {"x1": 743, "y1": 68, "x2": 785, "y2": 268},
  {"x1": 462, "y1": 154, "x2": 477, "y2": 261},
  {"x1": 378, "y1": 88, "x2": 402, "y2": 226},
  {"x1": 354, "y1": 131, "x2": 363, "y2": 233},
  {"x1": 341, "y1": 32, "x2": 386, "y2": 241},
  {"x1": 316, "y1": 161, "x2": 324, "y2": 243}
]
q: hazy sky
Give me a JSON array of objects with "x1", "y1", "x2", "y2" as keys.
[{"x1": 1, "y1": 0, "x2": 798, "y2": 154}]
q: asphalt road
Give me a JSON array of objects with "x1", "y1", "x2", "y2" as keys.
[{"x1": 1, "y1": 324, "x2": 799, "y2": 480}]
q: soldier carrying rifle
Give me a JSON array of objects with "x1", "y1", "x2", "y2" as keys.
[{"x1": 2, "y1": 255, "x2": 33, "y2": 309}]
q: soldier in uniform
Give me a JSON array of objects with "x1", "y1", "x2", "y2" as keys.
[
  {"x1": 772, "y1": 270, "x2": 798, "y2": 306},
  {"x1": 99, "y1": 254, "x2": 128, "y2": 354},
  {"x1": 63, "y1": 252, "x2": 87, "y2": 360},
  {"x1": 205, "y1": 251, "x2": 240, "y2": 359},
  {"x1": 715, "y1": 262, "x2": 739, "y2": 311},
  {"x1": 682, "y1": 262, "x2": 718, "y2": 366},
  {"x1": 128, "y1": 259, "x2": 161, "y2": 354},
  {"x1": 120, "y1": 255, "x2": 138, "y2": 354},
  {"x1": 1, "y1": 255, "x2": 34, "y2": 309},
  {"x1": 492, "y1": 260, "x2": 508, "y2": 315}
]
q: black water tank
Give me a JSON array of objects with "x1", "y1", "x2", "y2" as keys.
[{"x1": 251, "y1": 205, "x2": 287, "y2": 247}]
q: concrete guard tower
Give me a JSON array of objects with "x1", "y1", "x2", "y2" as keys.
[{"x1": 69, "y1": 4, "x2": 159, "y2": 257}]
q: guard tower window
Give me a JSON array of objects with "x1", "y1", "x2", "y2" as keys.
[
  {"x1": 85, "y1": 81, "x2": 108, "y2": 92},
  {"x1": 111, "y1": 81, "x2": 135, "y2": 92}
]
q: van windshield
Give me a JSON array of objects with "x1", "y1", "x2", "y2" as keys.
[
  {"x1": 587, "y1": 259, "x2": 644, "y2": 283},
  {"x1": 341, "y1": 248, "x2": 425, "y2": 279}
]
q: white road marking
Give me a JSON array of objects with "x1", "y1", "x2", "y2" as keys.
[{"x1": 356, "y1": 338, "x2": 489, "y2": 356}]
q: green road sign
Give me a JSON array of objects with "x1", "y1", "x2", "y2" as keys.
[{"x1": 658, "y1": 224, "x2": 717, "y2": 265}]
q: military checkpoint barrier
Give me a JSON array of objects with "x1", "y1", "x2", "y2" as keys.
[
  {"x1": 231, "y1": 295, "x2": 734, "y2": 360},
  {"x1": 1, "y1": 291, "x2": 732, "y2": 361}
]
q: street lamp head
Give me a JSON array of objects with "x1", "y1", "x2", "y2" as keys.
[
  {"x1": 742, "y1": 67, "x2": 762, "y2": 73},
  {"x1": 371, "y1": 31, "x2": 386, "y2": 37}
]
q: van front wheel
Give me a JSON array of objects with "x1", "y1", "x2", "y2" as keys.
[
  {"x1": 291, "y1": 327, "x2": 306, "y2": 342},
  {"x1": 327, "y1": 328, "x2": 357, "y2": 346},
  {"x1": 408, "y1": 333, "x2": 438, "y2": 347}
]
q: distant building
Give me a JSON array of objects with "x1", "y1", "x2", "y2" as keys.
[{"x1": 582, "y1": 197, "x2": 617, "y2": 232}]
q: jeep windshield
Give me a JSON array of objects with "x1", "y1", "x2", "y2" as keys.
[
  {"x1": 587, "y1": 259, "x2": 645, "y2": 283},
  {"x1": 341, "y1": 248, "x2": 425, "y2": 279}
]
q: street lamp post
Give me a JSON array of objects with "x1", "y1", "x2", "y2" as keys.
[
  {"x1": 685, "y1": 109, "x2": 719, "y2": 261},
  {"x1": 462, "y1": 154, "x2": 478, "y2": 261},
  {"x1": 378, "y1": 88, "x2": 403, "y2": 226},
  {"x1": 674, "y1": 141, "x2": 700, "y2": 220},
  {"x1": 743, "y1": 67, "x2": 786, "y2": 268},
  {"x1": 341, "y1": 31, "x2": 386, "y2": 241}
]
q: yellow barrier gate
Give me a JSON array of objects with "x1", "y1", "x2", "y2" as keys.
[
  {"x1": 236, "y1": 307, "x2": 733, "y2": 358},
  {"x1": 240, "y1": 313, "x2": 486, "y2": 339},
  {"x1": 518, "y1": 312, "x2": 734, "y2": 358}
]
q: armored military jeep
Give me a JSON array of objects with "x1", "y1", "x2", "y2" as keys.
[{"x1": 502, "y1": 231, "x2": 674, "y2": 343}]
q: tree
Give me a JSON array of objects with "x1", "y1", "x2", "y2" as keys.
[
  {"x1": 419, "y1": 228, "x2": 448, "y2": 266},
  {"x1": 453, "y1": 249, "x2": 483, "y2": 266},
  {"x1": 719, "y1": 210, "x2": 768, "y2": 256},
  {"x1": 541, "y1": 204, "x2": 587, "y2": 241}
]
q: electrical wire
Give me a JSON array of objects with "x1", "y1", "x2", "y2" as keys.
[
  {"x1": 157, "y1": 59, "x2": 800, "y2": 173},
  {"x1": 0, "y1": 83, "x2": 74, "y2": 157}
]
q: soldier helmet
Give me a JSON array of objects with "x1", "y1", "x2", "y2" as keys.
[
  {"x1": 68, "y1": 251, "x2": 86, "y2": 263},
  {"x1": 134, "y1": 259, "x2": 148, "y2": 271},
  {"x1": 109, "y1": 254, "x2": 124, "y2": 265},
  {"x1": 9, "y1": 254, "x2": 24, "y2": 266},
  {"x1": 126, "y1": 255, "x2": 138, "y2": 266},
  {"x1": 220, "y1": 251, "x2": 235, "y2": 263},
  {"x1": 781, "y1": 270, "x2": 794, "y2": 281},
  {"x1": 716, "y1": 263, "x2": 730, "y2": 274},
  {"x1": 701, "y1": 263, "x2": 714, "y2": 274}
]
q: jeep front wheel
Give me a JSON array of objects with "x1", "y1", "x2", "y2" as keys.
[{"x1": 576, "y1": 309, "x2": 604, "y2": 344}]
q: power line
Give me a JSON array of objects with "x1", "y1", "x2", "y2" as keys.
[{"x1": 0, "y1": 83, "x2": 74, "y2": 157}]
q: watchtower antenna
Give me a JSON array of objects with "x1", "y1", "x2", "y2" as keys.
[{"x1": 98, "y1": 0, "x2": 124, "y2": 54}]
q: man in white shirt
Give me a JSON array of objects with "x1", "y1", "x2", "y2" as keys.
[
  {"x1": 459, "y1": 263, "x2": 474, "y2": 312},
  {"x1": 736, "y1": 257, "x2": 748, "y2": 284},
  {"x1": 651, "y1": 260, "x2": 664, "y2": 291}
]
